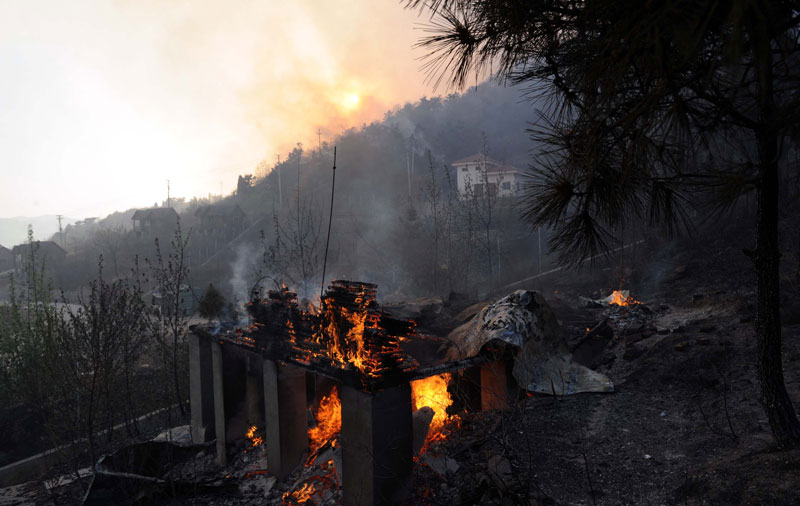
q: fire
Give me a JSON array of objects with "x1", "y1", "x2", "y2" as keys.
[
  {"x1": 245, "y1": 425, "x2": 263, "y2": 447},
  {"x1": 283, "y1": 482, "x2": 316, "y2": 504},
  {"x1": 411, "y1": 373, "x2": 458, "y2": 446},
  {"x1": 308, "y1": 387, "x2": 342, "y2": 457},
  {"x1": 246, "y1": 281, "x2": 418, "y2": 386},
  {"x1": 309, "y1": 281, "x2": 415, "y2": 380},
  {"x1": 282, "y1": 475, "x2": 339, "y2": 505},
  {"x1": 606, "y1": 290, "x2": 639, "y2": 306}
]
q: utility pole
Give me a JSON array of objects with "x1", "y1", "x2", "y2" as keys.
[
  {"x1": 56, "y1": 214, "x2": 64, "y2": 247},
  {"x1": 407, "y1": 150, "x2": 411, "y2": 200},
  {"x1": 276, "y1": 155, "x2": 282, "y2": 208},
  {"x1": 167, "y1": 180, "x2": 171, "y2": 208},
  {"x1": 317, "y1": 128, "x2": 322, "y2": 151}
]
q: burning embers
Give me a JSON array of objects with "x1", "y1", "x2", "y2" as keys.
[
  {"x1": 604, "y1": 289, "x2": 640, "y2": 306},
  {"x1": 246, "y1": 280, "x2": 419, "y2": 386}
]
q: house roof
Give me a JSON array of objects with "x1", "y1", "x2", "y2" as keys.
[
  {"x1": 451, "y1": 153, "x2": 503, "y2": 166},
  {"x1": 194, "y1": 203, "x2": 246, "y2": 219},
  {"x1": 0, "y1": 245, "x2": 10, "y2": 254},
  {"x1": 11, "y1": 241, "x2": 67, "y2": 257},
  {"x1": 132, "y1": 207, "x2": 179, "y2": 222}
]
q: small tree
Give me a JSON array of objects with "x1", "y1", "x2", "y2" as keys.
[
  {"x1": 198, "y1": 283, "x2": 225, "y2": 320},
  {"x1": 145, "y1": 220, "x2": 192, "y2": 415}
]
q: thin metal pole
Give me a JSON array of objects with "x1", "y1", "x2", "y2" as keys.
[{"x1": 320, "y1": 146, "x2": 337, "y2": 296}]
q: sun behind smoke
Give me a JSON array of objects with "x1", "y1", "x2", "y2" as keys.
[{"x1": 341, "y1": 92, "x2": 361, "y2": 111}]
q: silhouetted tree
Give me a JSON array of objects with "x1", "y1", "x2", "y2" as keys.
[
  {"x1": 410, "y1": 0, "x2": 800, "y2": 447},
  {"x1": 198, "y1": 283, "x2": 225, "y2": 320}
]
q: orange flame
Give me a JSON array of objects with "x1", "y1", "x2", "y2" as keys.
[
  {"x1": 607, "y1": 290, "x2": 639, "y2": 306},
  {"x1": 282, "y1": 482, "x2": 316, "y2": 504},
  {"x1": 311, "y1": 287, "x2": 404, "y2": 378},
  {"x1": 308, "y1": 387, "x2": 342, "y2": 457},
  {"x1": 245, "y1": 425, "x2": 263, "y2": 448},
  {"x1": 411, "y1": 373, "x2": 459, "y2": 447},
  {"x1": 281, "y1": 474, "x2": 339, "y2": 505}
]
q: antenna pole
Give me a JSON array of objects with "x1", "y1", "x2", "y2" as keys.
[
  {"x1": 276, "y1": 155, "x2": 282, "y2": 208},
  {"x1": 56, "y1": 214, "x2": 64, "y2": 247},
  {"x1": 320, "y1": 146, "x2": 337, "y2": 296}
]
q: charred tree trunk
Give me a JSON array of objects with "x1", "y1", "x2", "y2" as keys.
[
  {"x1": 752, "y1": 20, "x2": 800, "y2": 448},
  {"x1": 754, "y1": 135, "x2": 800, "y2": 448}
]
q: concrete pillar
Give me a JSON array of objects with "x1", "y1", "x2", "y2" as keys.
[
  {"x1": 480, "y1": 359, "x2": 514, "y2": 411},
  {"x1": 263, "y1": 360, "x2": 308, "y2": 479},
  {"x1": 211, "y1": 340, "x2": 227, "y2": 465},
  {"x1": 246, "y1": 355, "x2": 263, "y2": 427},
  {"x1": 341, "y1": 383, "x2": 413, "y2": 506},
  {"x1": 189, "y1": 332, "x2": 215, "y2": 444}
]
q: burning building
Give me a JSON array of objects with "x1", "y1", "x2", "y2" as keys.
[
  {"x1": 189, "y1": 281, "x2": 612, "y2": 505},
  {"x1": 189, "y1": 280, "x2": 522, "y2": 505}
]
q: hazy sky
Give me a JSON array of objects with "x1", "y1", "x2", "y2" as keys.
[{"x1": 0, "y1": 0, "x2": 434, "y2": 219}]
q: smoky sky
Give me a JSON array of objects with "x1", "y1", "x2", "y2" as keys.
[{"x1": 0, "y1": 0, "x2": 432, "y2": 219}]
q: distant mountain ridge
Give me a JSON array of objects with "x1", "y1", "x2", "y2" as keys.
[{"x1": 0, "y1": 215, "x2": 76, "y2": 248}]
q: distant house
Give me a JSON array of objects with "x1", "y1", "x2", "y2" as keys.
[
  {"x1": 151, "y1": 284, "x2": 198, "y2": 317},
  {"x1": 132, "y1": 207, "x2": 179, "y2": 235},
  {"x1": 194, "y1": 203, "x2": 247, "y2": 240},
  {"x1": 451, "y1": 153, "x2": 524, "y2": 198},
  {"x1": 11, "y1": 241, "x2": 67, "y2": 271},
  {"x1": 0, "y1": 245, "x2": 12, "y2": 272}
]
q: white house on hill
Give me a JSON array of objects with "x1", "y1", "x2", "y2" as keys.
[{"x1": 451, "y1": 153, "x2": 523, "y2": 198}]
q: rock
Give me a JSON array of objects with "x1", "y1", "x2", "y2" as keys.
[
  {"x1": 699, "y1": 323, "x2": 716, "y2": 333},
  {"x1": 487, "y1": 455, "x2": 516, "y2": 491},
  {"x1": 674, "y1": 341, "x2": 690, "y2": 351},
  {"x1": 446, "y1": 290, "x2": 614, "y2": 395},
  {"x1": 422, "y1": 453, "x2": 460, "y2": 477}
]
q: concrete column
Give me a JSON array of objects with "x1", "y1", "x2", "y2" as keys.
[
  {"x1": 264, "y1": 360, "x2": 308, "y2": 479},
  {"x1": 245, "y1": 355, "x2": 264, "y2": 428},
  {"x1": 341, "y1": 383, "x2": 413, "y2": 506},
  {"x1": 189, "y1": 332, "x2": 215, "y2": 444},
  {"x1": 480, "y1": 359, "x2": 514, "y2": 411},
  {"x1": 211, "y1": 340, "x2": 227, "y2": 465}
]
